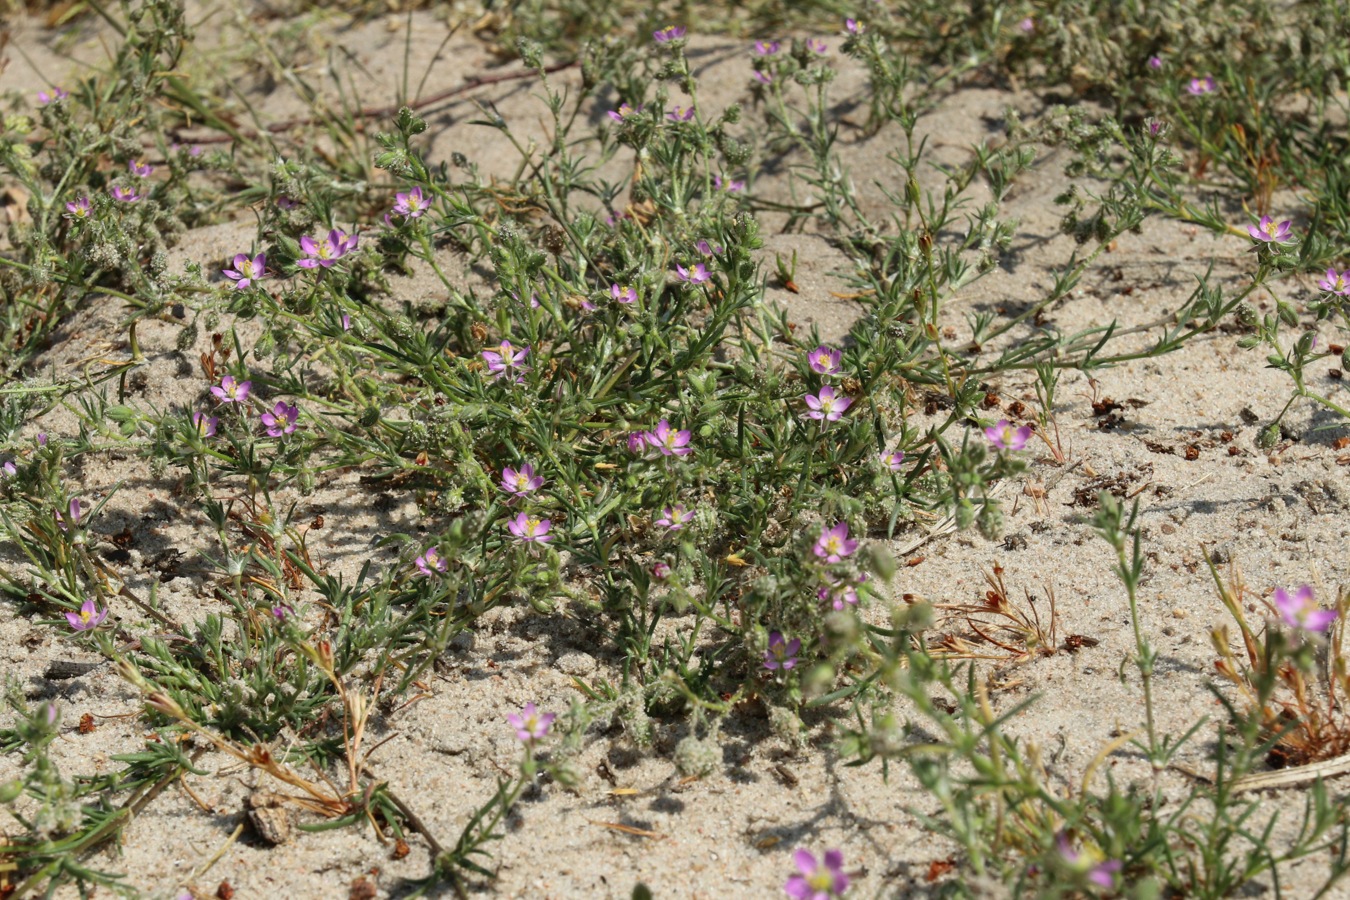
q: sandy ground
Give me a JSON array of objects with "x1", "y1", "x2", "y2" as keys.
[{"x1": 2, "y1": 6, "x2": 1350, "y2": 899}]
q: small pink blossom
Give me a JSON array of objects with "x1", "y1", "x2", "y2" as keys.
[
  {"x1": 55, "y1": 498, "x2": 87, "y2": 532},
  {"x1": 297, "y1": 228, "x2": 358, "y2": 268},
  {"x1": 626, "y1": 432, "x2": 647, "y2": 455},
  {"x1": 1318, "y1": 268, "x2": 1349, "y2": 296},
  {"x1": 804, "y1": 385, "x2": 852, "y2": 423},
  {"x1": 482, "y1": 340, "x2": 530, "y2": 381},
  {"x1": 753, "y1": 40, "x2": 781, "y2": 56},
  {"x1": 128, "y1": 159, "x2": 153, "y2": 178},
  {"x1": 752, "y1": 70, "x2": 773, "y2": 85},
  {"x1": 844, "y1": 19, "x2": 863, "y2": 35},
  {"x1": 607, "y1": 102, "x2": 641, "y2": 122},
  {"x1": 881, "y1": 450, "x2": 905, "y2": 471},
  {"x1": 1018, "y1": 17, "x2": 1034, "y2": 32},
  {"x1": 1148, "y1": 55, "x2": 1163, "y2": 70},
  {"x1": 645, "y1": 419, "x2": 692, "y2": 457},
  {"x1": 37, "y1": 86, "x2": 68, "y2": 104},
  {"x1": 65, "y1": 197, "x2": 92, "y2": 220},
  {"x1": 1187, "y1": 76, "x2": 1216, "y2": 95},
  {"x1": 651, "y1": 562, "x2": 672, "y2": 581},
  {"x1": 806, "y1": 39, "x2": 828, "y2": 55},
  {"x1": 655, "y1": 504, "x2": 694, "y2": 532},
  {"x1": 813, "y1": 522, "x2": 857, "y2": 563},
  {"x1": 667, "y1": 106, "x2": 696, "y2": 122},
  {"x1": 507, "y1": 703, "x2": 555, "y2": 742},
  {"x1": 1274, "y1": 584, "x2": 1337, "y2": 633},
  {"x1": 260, "y1": 401, "x2": 299, "y2": 437},
  {"x1": 392, "y1": 186, "x2": 430, "y2": 218},
  {"x1": 210, "y1": 375, "x2": 252, "y2": 404},
  {"x1": 222, "y1": 253, "x2": 266, "y2": 290},
  {"x1": 675, "y1": 263, "x2": 711, "y2": 285},
  {"x1": 713, "y1": 175, "x2": 745, "y2": 192},
  {"x1": 192, "y1": 412, "x2": 218, "y2": 438},
  {"x1": 611, "y1": 283, "x2": 637, "y2": 304},
  {"x1": 985, "y1": 419, "x2": 1032, "y2": 451},
  {"x1": 415, "y1": 545, "x2": 448, "y2": 577},
  {"x1": 508, "y1": 513, "x2": 553, "y2": 543},
  {"x1": 1247, "y1": 215, "x2": 1293, "y2": 244},
  {"x1": 502, "y1": 463, "x2": 545, "y2": 496},
  {"x1": 784, "y1": 848, "x2": 848, "y2": 899},
  {"x1": 764, "y1": 631, "x2": 801, "y2": 670},
  {"x1": 817, "y1": 577, "x2": 861, "y2": 611},
  {"x1": 66, "y1": 599, "x2": 107, "y2": 632},
  {"x1": 807, "y1": 345, "x2": 841, "y2": 376},
  {"x1": 109, "y1": 185, "x2": 142, "y2": 203},
  {"x1": 653, "y1": 25, "x2": 686, "y2": 43}
]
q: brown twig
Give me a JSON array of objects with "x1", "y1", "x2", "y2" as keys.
[{"x1": 176, "y1": 61, "x2": 578, "y2": 146}]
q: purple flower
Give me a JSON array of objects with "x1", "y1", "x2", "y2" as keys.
[
  {"x1": 844, "y1": 19, "x2": 863, "y2": 35},
  {"x1": 881, "y1": 450, "x2": 905, "y2": 471},
  {"x1": 807, "y1": 345, "x2": 842, "y2": 375},
  {"x1": 222, "y1": 252, "x2": 266, "y2": 290},
  {"x1": 272, "y1": 603, "x2": 293, "y2": 620},
  {"x1": 341, "y1": 314, "x2": 352, "y2": 331},
  {"x1": 109, "y1": 185, "x2": 142, "y2": 203},
  {"x1": 817, "y1": 577, "x2": 861, "y2": 611},
  {"x1": 985, "y1": 419, "x2": 1033, "y2": 451},
  {"x1": 653, "y1": 25, "x2": 686, "y2": 43},
  {"x1": 695, "y1": 239, "x2": 723, "y2": 257},
  {"x1": 508, "y1": 513, "x2": 553, "y2": 543},
  {"x1": 482, "y1": 339, "x2": 530, "y2": 381},
  {"x1": 1018, "y1": 17, "x2": 1034, "y2": 32},
  {"x1": 393, "y1": 186, "x2": 430, "y2": 218},
  {"x1": 210, "y1": 375, "x2": 252, "y2": 404},
  {"x1": 1318, "y1": 268, "x2": 1349, "y2": 296},
  {"x1": 784, "y1": 848, "x2": 848, "y2": 899},
  {"x1": 645, "y1": 419, "x2": 692, "y2": 457},
  {"x1": 276, "y1": 196, "x2": 299, "y2": 210},
  {"x1": 813, "y1": 522, "x2": 857, "y2": 563},
  {"x1": 192, "y1": 412, "x2": 218, "y2": 438},
  {"x1": 651, "y1": 561, "x2": 672, "y2": 581},
  {"x1": 502, "y1": 463, "x2": 545, "y2": 496},
  {"x1": 260, "y1": 401, "x2": 299, "y2": 437},
  {"x1": 611, "y1": 283, "x2": 637, "y2": 304},
  {"x1": 37, "y1": 86, "x2": 68, "y2": 104},
  {"x1": 806, "y1": 39, "x2": 828, "y2": 55},
  {"x1": 415, "y1": 545, "x2": 448, "y2": 577},
  {"x1": 1148, "y1": 55, "x2": 1163, "y2": 70},
  {"x1": 1274, "y1": 584, "x2": 1337, "y2": 633},
  {"x1": 607, "y1": 102, "x2": 641, "y2": 121},
  {"x1": 65, "y1": 197, "x2": 92, "y2": 220},
  {"x1": 1089, "y1": 860, "x2": 1123, "y2": 889},
  {"x1": 713, "y1": 175, "x2": 745, "y2": 192},
  {"x1": 507, "y1": 703, "x2": 556, "y2": 742},
  {"x1": 667, "y1": 106, "x2": 696, "y2": 122},
  {"x1": 1, "y1": 460, "x2": 16, "y2": 477},
  {"x1": 804, "y1": 385, "x2": 852, "y2": 423},
  {"x1": 753, "y1": 70, "x2": 774, "y2": 85},
  {"x1": 297, "y1": 228, "x2": 359, "y2": 268},
  {"x1": 764, "y1": 631, "x2": 801, "y2": 671},
  {"x1": 128, "y1": 159, "x2": 153, "y2": 178},
  {"x1": 754, "y1": 40, "x2": 781, "y2": 56},
  {"x1": 1247, "y1": 215, "x2": 1293, "y2": 244},
  {"x1": 675, "y1": 263, "x2": 711, "y2": 285},
  {"x1": 1187, "y1": 76, "x2": 1216, "y2": 95},
  {"x1": 66, "y1": 599, "x2": 108, "y2": 632},
  {"x1": 1146, "y1": 117, "x2": 1169, "y2": 139},
  {"x1": 655, "y1": 504, "x2": 694, "y2": 532},
  {"x1": 55, "y1": 498, "x2": 87, "y2": 532},
  {"x1": 626, "y1": 432, "x2": 647, "y2": 455}
]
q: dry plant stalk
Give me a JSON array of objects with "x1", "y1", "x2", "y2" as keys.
[{"x1": 931, "y1": 565, "x2": 1060, "y2": 664}]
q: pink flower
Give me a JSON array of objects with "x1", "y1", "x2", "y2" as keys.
[
  {"x1": 55, "y1": 498, "x2": 87, "y2": 532},
  {"x1": 260, "y1": 401, "x2": 299, "y2": 437},
  {"x1": 192, "y1": 412, "x2": 218, "y2": 438},
  {"x1": 645, "y1": 419, "x2": 692, "y2": 457},
  {"x1": 675, "y1": 262, "x2": 711, "y2": 285},
  {"x1": 109, "y1": 185, "x2": 142, "y2": 203},
  {"x1": 502, "y1": 463, "x2": 545, "y2": 496},
  {"x1": 806, "y1": 39, "x2": 828, "y2": 55},
  {"x1": 611, "y1": 283, "x2": 637, "y2": 304},
  {"x1": 1187, "y1": 76, "x2": 1216, "y2": 95},
  {"x1": 210, "y1": 375, "x2": 252, "y2": 404},
  {"x1": 507, "y1": 703, "x2": 555, "y2": 742},
  {"x1": 481, "y1": 340, "x2": 530, "y2": 381},
  {"x1": 667, "y1": 106, "x2": 696, "y2": 122},
  {"x1": 415, "y1": 545, "x2": 448, "y2": 577},
  {"x1": 651, "y1": 562, "x2": 672, "y2": 581},
  {"x1": 753, "y1": 40, "x2": 781, "y2": 56},
  {"x1": 222, "y1": 253, "x2": 266, "y2": 290},
  {"x1": 752, "y1": 70, "x2": 774, "y2": 85},
  {"x1": 626, "y1": 432, "x2": 647, "y2": 455},
  {"x1": 881, "y1": 450, "x2": 905, "y2": 471},
  {"x1": 297, "y1": 228, "x2": 358, "y2": 268},
  {"x1": 66, "y1": 599, "x2": 108, "y2": 632},
  {"x1": 655, "y1": 504, "x2": 694, "y2": 532},
  {"x1": 1318, "y1": 268, "x2": 1350, "y2": 296},
  {"x1": 713, "y1": 175, "x2": 745, "y2": 192},
  {"x1": 1248, "y1": 215, "x2": 1293, "y2": 244},
  {"x1": 764, "y1": 631, "x2": 801, "y2": 671},
  {"x1": 1018, "y1": 16, "x2": 1034, "y2": 32},
  {"x1": 128, "y1": 159, "x2": 153, "y2": 178},
  {"x1": 985, "y1": 419, "x2": 1032, "y2": 451},
  {"x1": 804, "y1": 385, "x2": 852, "y2": 423},
  {"x1": 817, "y1": 577, "x2": 860, "y2": 611},
  {"x1": 784, "y1": 848, "x2": 848, "y2": 899},
  {"x1": 1148, "y1": 55, "x2": 1163, "y2": 70},
  {"x1": 607, "y1": 102, "x2": 641, "y2": 121},
  {"x1": 65, "y1": 197, "x2": 92, "y2": 220},
  {"x1": 653, "y1": 25, "x2": 686, "y2": 43},
  {"x1": 1274, "y1": 585, "x2": 1337, "y2": 633},
  {"x1": 392, "y1": 186, "x2": 430, "y2": 218},
  {"x1": 807, "y1": 345, "x2": 842, "y2": 375},
  {"x1": 813, "y1": 522, "x2": 857, "y2": 563},
  {"x1": 844, "y1": 19, "x2": 863, "y2": 34},
  {"x1": 507, "y1": 513, "x2": 553, "y2": 543},
  {"x1": 695, "y1": 239, "x2": 723, "y2": 257},
  {"x1": 37, "y1": 86, "x2": 68, "y2": 104}
]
